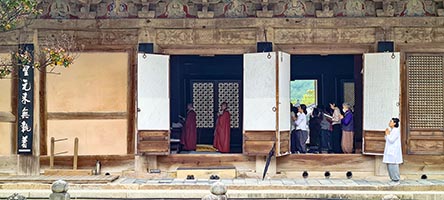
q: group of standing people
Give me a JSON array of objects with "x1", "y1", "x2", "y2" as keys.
[
  {"x1": 180, "y1": 102, "x2": 231, "y2": 153},
  {"x1": 290, "y1": 102, "x2": 402, "y2": 183},
  {"x1": 290, "y1": 102, "x2": 354, "y2": 154},
  {"x1": 181, "y1": 101, "x2": 402, "y2": 183}
]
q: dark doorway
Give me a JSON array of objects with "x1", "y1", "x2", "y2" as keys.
[
  {"x1": 291, "y1": 54, "x2": 363, "y2": 151},
  {"x1": 170, "y1": 55, "x2": 243, "y2": 153}
]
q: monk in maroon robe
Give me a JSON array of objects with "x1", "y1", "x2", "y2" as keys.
[
  {"x1": 213, "y1": 102, "x2": 231, "y2": 153},
  {"x1": 180, "y1": 104, "x2": 197, "y2": 151}
]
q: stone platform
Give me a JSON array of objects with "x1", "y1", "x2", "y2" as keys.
[{"x1": 0, "y1": 177, "x2": 443, "y2": 199}]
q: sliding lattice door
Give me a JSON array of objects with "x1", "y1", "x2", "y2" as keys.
[{"x1": 407, "y1": 55, "x2": 444, "y2": 155}]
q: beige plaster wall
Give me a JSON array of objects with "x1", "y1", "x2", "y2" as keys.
[
  {"x1": 0, "y1": 123, "x2": 13, "y2": 155},
  {"x1": 0, "y1": 53, "x2": 12, "y2": 112},
  {"x1": 46, "y1": 52, "x2": 128, "y2": 112},
  {"x1": 0, "y1": 53, "x2": 13, "y2": 155},
  {"x1": 47, "y1": 119, "x2": 127, "y2": 155}
]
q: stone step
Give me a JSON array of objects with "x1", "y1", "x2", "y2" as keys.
[{"x1": 176, "y1": 166, "x2": 236, "y2": 179}]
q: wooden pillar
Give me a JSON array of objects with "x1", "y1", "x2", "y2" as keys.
[
  {"x1": 135, "y1": 155, "x2": 147, "y2": 173},
  {"x1": 135, "y1": 155, "x2": 157, "y2": 174},
  {"x1": 375, "y1": 156, "x2": 388, "y2": 176},
  {"x1": 255, "y1": 155, "x2": 276, "y2": 178}
]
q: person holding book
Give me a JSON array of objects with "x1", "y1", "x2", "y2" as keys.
[{"x1": 329, "y1": 103, "x2": 342, "y2": 153}]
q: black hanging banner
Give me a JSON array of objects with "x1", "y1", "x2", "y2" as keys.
[{"x1": 17, "y1": 44, "x2": 34, "y2": 154}]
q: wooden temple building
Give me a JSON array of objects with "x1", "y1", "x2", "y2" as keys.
[{"x1": 0, "y1": 0, "x2": 443, "y2": 179}]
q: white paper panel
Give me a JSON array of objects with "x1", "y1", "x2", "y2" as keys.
[
  {"x1": 243, "y1": 52, "x2": 276, "y2": 131},
  {"x1": 278, "y1": 52, "x2": 291, "y2": 132},
  {"x1": 243, "y1": 98, "x2": 277, "y2": 130},
  {"x1": 137, "y1": 53, "x2": 170, "y2": 130},
  {"x1": 363, "y1": 52, "x2": 400, "y2": 131}
]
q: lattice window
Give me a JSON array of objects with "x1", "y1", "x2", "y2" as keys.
[
  {"x1": 218, "y1": 82, "x2": 240, "y2": 128},
  {"x1": 193, "y1": 82, "x2": 214, "y2": 128},
  {"x1": 407, "y1": 55, "x2": 444, "y2": 129},
  {"x1": 344, "y1": 82, "x2": 355, "y2": 107}
]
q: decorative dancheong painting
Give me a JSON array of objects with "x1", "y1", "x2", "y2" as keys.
[{"x1": 38, "y1": 0, "x2": 442, "y2": 19}]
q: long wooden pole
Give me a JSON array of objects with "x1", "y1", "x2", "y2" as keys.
[
  {"x1": 73, "y1": 137, "x2": 79, "y2": 170},
  {"x1": 50, "y1": 137, "x2": 54, "y2": 169}
]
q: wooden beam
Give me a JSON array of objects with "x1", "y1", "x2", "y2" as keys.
[
  {"x1": 277, "y1": 154, "x2": 375, "y2": 172},
  {"x1": 40, "y1": 155, "x2": 134, "y2": 168},
  {"x1": 47, "y1": 112, "x2": 127, "y2": 120},
  {"x1": 157, "y1": 154, "x2": 255, "y2": 166},
  {"x1": 160, "y1": 45, "x2": 255, "y2": 55},
  {"x1": 277, "y1": 44, "x2": 374, "y2": 55},
  {"x1": 127, "y1": 48, "x2": 136, "y2": 154},
  {"x1": 0, "y1": 111, "x2": 15, "y2": 122}
]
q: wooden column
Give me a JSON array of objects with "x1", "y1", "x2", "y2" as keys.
[
  {"x1": 127, "y1": 47, "x2": 136, "y2": 154},
  {"x1": 135, "y1": 155, "x2": 157, "y2": 174},
  {"x1": 39, "y1": 61, "x2": 47, "y2": 155}
]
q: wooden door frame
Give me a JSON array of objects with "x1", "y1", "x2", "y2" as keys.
[
  {"x1": 398, "y1": 44, "x2": 444, "y2": 155},
  {"x1": 279, "y1": 44, "x2": 373, "y2": 153}
]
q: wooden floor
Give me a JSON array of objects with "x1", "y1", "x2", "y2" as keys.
[{"x1": 0, "y1": 175, "x2": 119, "y2": 184}]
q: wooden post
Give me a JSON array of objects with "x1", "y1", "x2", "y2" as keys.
[
  {"x1": 73, "y1": 137, "x2": 78, "y2": 170},
  {"x1": 50, "y1": 137, "x2": 55, "y2": 169},
  {"x1": 147, "y1": 155, "x2": 158, "y2": 171}
]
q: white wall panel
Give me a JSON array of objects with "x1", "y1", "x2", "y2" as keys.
[
  {"x1": 363, "y1": 52, "x2": 400, "y2": 131},
  {"x1": 137, "y1": 54, "x2": 170, "y2": 130}
]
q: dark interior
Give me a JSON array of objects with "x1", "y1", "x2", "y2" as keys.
[{"x1": 170, "y1": 54, "x2": 363, "y2": 154}]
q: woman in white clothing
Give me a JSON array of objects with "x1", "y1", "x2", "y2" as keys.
[
  {"x1": 292, "y1": 104, "x2": 308, "y2": 154},
  {"x1": 383, "y1": 118, "x2": 403, "y2": 184}
]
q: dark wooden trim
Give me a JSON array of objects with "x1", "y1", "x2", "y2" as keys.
[
  {"x1": 275, "y1": 52, "x2": 280, "y2": 156},
  {"x1": 40, "y1": 67, "x2": 47, "y2": 155},
  {"x1": 40, "y1": 155, "x2": 134, "y2": 168},
  {"x1": 127, "y1": 47, "x2": 136, "y2": 155},
  {"x1": 47, "y1": 112, "x2": 127, "y2": 120},
  {"x1": 401, "y1": 52, "x2": 409, "y2": 155}
]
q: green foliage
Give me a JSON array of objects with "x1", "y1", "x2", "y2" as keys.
[
  {"x1": 0, "y1": 1, "x2": 77, "y2": 79},
  {"x1": 301, "y1": 89, "x2": 315, "y2": 105},
  {"x1": 0, "y1": 0, "x2": 40, "y2": 31},
  {"x1": 291, "y1": 80, "x2": 316, "y2": 106}
]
